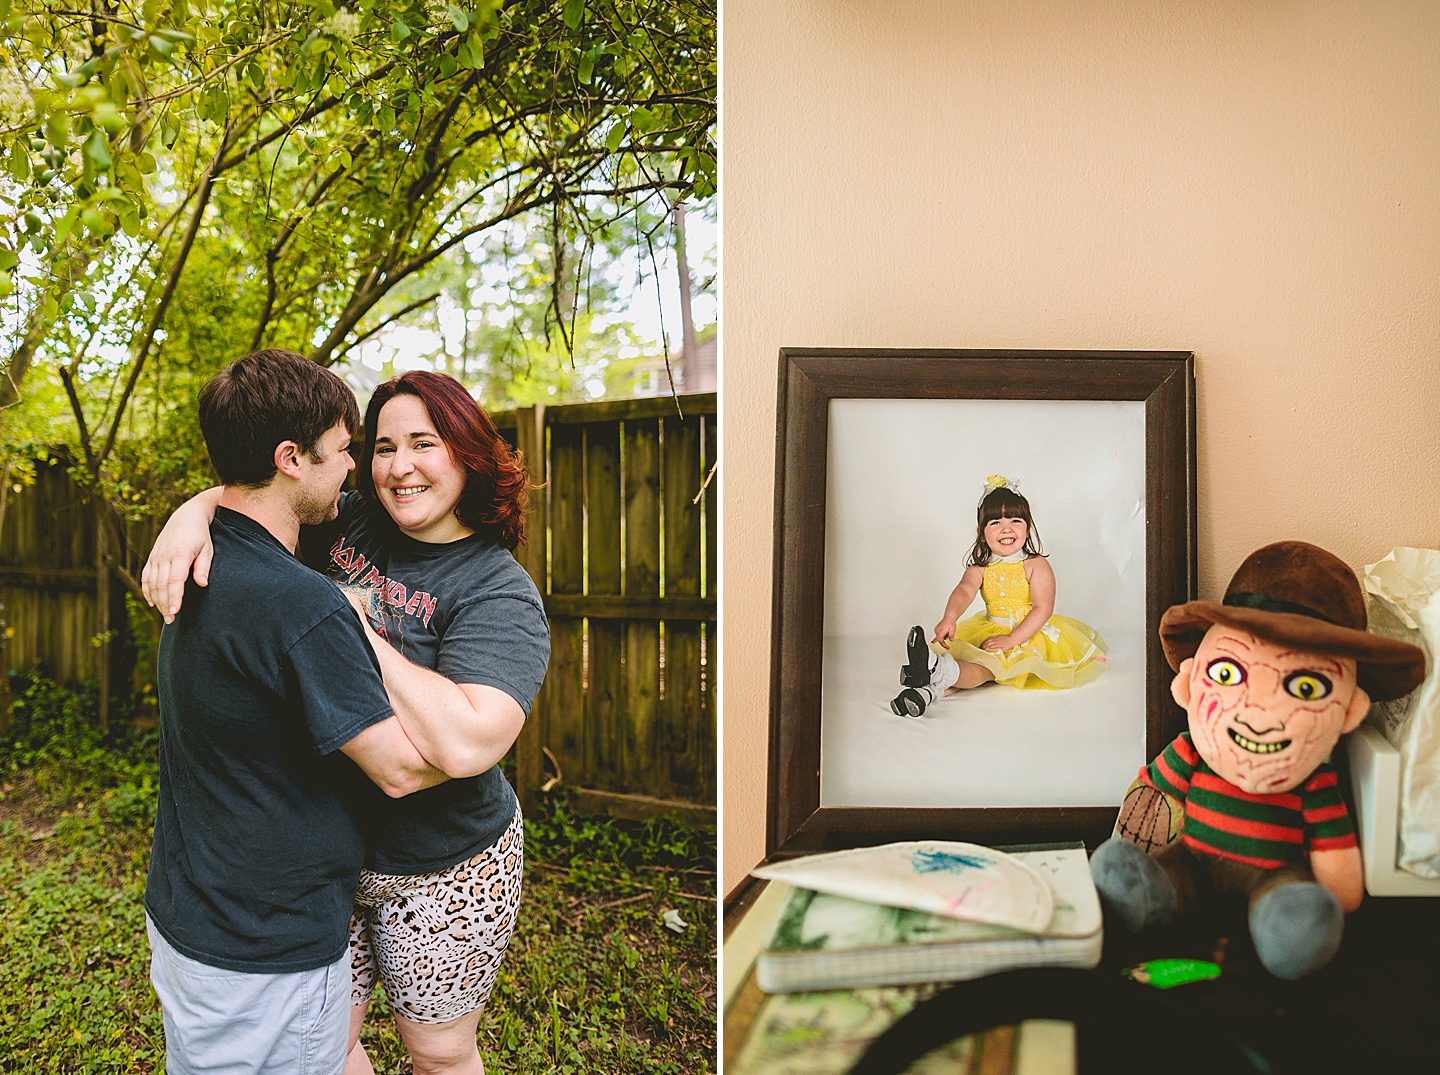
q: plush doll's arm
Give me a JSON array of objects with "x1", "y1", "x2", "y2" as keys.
[{"x1": 1309, "y1": 846, "x2": 1364, "y2": 913}]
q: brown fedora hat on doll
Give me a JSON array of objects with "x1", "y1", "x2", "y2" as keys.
[{"x1": 1159, "y1": 540, "x2": 1426, "y2": 702}]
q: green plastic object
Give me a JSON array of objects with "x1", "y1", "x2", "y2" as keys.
[{"x1": 1122, "y1": 958, "x2": 1223, "y2": 989}]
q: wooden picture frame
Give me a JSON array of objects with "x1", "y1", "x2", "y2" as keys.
[{"x1": 767, "y1": 349, "x2": 1196, "y2": 857}]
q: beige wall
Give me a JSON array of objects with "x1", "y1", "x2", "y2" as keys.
[{"x1": 720, "y1": 0, "x2": 1440, "y2": 895}]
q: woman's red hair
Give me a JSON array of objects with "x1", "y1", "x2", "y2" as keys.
[{"x1": 359, "y1": 371, "x2": 530, "y2": 549}]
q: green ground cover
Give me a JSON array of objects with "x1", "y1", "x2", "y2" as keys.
[{"x1": 0, "y1": 675, "x2": 716, "y2": 1073}]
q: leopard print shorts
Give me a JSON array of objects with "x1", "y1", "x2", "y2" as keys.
[{"x1": 348, "y1": 807, "x2": 523, "y2": 1024}]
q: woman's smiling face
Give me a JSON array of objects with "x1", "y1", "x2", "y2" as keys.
[{"x1": 371, "y1": 393, "x2": 472, "y2": 543}]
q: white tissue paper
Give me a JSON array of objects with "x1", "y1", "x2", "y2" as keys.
[{"x1": 1364, "y1": 548, "x2": 1440, "y2": 878}]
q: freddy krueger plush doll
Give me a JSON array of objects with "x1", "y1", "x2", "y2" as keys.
[{"x1": 1091, "y1": 541, "x2": 1427, "y2": 979}]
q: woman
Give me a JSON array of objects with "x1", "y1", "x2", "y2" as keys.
[{"x1": 143, "y1": 370, "x2": 549, "y2": 1075}]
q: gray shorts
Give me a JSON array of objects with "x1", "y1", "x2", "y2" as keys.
[{"x1": 146, "y1": 915, "x2": 350, "y2": 1074}]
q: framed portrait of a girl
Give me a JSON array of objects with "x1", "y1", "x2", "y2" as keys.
[{"x1": 767, "y1": 349, "x2": 1196, "y2": 857}]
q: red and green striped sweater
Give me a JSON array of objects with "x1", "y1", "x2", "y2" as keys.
[{"x1": 1140, "y1": 732, "x2": 1356, "y2": 868}]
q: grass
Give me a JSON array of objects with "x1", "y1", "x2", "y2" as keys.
[{"x1": 0, "y1": 673, "x2": 717, "y2": 1074}]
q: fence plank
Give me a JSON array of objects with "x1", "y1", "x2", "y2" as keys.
[
  {"x1": 543, "y1": 594, "x2": 714, "y2": 621},
  {"x1": 545, "y1": 422, "x2": 586, "y2": 787},
  {"x1": 509, "y1": 406, "x2": 546, "y2": 806},
  {"x1": 1, "y1": 456, "x2": 101, "y2": 688},
  {"x1": 661, "y1": 414, "x2": 705, "y2": 799},
  {"x1": 623, "y1": 418, "x2": 662, "y2": 797},
  {"x1": 702, "y1": 412, "x2": 718, "y2": 800},
  {"x1": 586, "y1": 421, "x2": 624, "y2": 792}
]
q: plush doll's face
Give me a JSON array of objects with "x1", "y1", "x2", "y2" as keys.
[{"x1": 1173, "y1": 624, "x2": 1370, "y2": 794}]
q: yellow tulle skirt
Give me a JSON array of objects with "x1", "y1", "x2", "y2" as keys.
[{"x1": 939, "y1": 614, "x2": 1108, "y2": 690}]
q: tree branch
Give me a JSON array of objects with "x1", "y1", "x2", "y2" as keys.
[
  {"x1": 58, "y1": 367, "x2": 97, "y2": 470},
  {"x1": 98, "y1": 139, "x2": 223, "y2": 467},
  {"x1": 331, "y1": 291, "x2": 444, "y2": 362}
]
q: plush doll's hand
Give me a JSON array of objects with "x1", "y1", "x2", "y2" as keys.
[
  {"x1": 1309, "y1": 846, "x2": 1364, "y2": 914},
  {"x1": 1114, "y1": 778, "x2": 1182, "y2": 854},
  {"x1": 981, "y1": 634, "x2": 1013, "y2": 652}
]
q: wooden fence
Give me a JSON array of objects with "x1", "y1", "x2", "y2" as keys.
[
  {"x1": 0, "y1": 392, "x2": 717, "y2": 822},
  {"x1": 0, "y1": 453, "x2": 154, "y2": 728},
  {"x1": 497, "y1": 393, "x2": 717, "y2": 823}
]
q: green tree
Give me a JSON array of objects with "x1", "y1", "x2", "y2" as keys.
[{"x1": 0, "y1": 0, "x2": 715, "y2": 580}]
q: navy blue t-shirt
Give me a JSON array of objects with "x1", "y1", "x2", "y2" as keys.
[
  {"x1": 145, "y1": 507, "x2": 394, "y2": 972},
  {"x1": 302, "y1": 492, "x2": 550, "y2": 874}
]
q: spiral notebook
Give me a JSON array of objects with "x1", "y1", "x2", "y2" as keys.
[{"x1": 754, "y1": 843, "x2": 1102, "y2": 993}]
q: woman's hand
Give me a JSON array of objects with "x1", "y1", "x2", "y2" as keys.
[
  {"x1": 933, "y1": 620, "x2": 957, "y2": 647},
  {"x1": 338, "y1": 586, "x2": 386, "y2": 645},
  {"x1": 141, "y1": 488, "x2": 222, "y2": 624},
  {"x1": 981, "y1": 634, "x2": 1015, "y2": 652},
  {"x1": 341, "y1": 587, "x2": 370, "y2": 619}
]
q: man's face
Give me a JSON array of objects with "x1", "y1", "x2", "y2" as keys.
[
  {"x1": 294, "y1": 422, "x2": 356, "y2": 526},
  {"x1": 1174, "y1": 624, "x2": 1369, "y2": 794}
]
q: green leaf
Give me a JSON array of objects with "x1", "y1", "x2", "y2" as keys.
[
  {"x1": 578, "y1": 52, "x2": 595, "y2": 84},
  {"x1": 0, "y1": 248, "x2": 17, "y2": 271},
  {"x1": 629, "y1": 106, "x2": 657, "y2": 133},
  {"x1": 137, "y1": 152, "x2": 157, "y2": 174},
  {"x1": 115, "y1": 159, "x2": 143, "y2": 190},
  {"x1": 81, "y1": 206, "x2": 106, "y2": 233},
  {"x1": 563, "y1": 0, "x2": 584, "y2": 31},
  {"x1": 45, "y1": 111, "x2": 71, "y2": 148},
  {"x1": 84, "y1": 130, "x2": 112, "y2": 169},
  {"x1": 92, "y1": 102, "x2": 126, "y2": 135},
  {"x1": 391, "y1": 19, "x2": 411, "y2": 43},
  {"x1": 605, "y1": 121, "x2": 624, "y2": 152},
  {"x1": 147, "y1": 35, "x2": 175, "y2": 61},
  {"x1": 0, "y1": 269, "x2": 12, "y2": 298},
  {"x1": 52, "y1": 208, "x2": 76, "y2": 245},
  {"x1": 110, "y1": 68, "x2": 131, "y2": 106},
  {"x1": 447, "y1": 5, "x2": 468, "y2": 31},
  {"x1": 7, "y1": 142, "x2": 28, "y2": 181},
  {"x1": 23, "y1": 211, "x2": 41, "y2": 233}
]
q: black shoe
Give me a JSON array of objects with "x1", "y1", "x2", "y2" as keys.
[
  {"x1": 890, "y1": 686, "x2": 929, "y2": 718},
  {"x1": 900, "y1": 626, "x2": 930, "y2": 687}
]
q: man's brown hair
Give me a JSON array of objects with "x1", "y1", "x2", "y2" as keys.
[{"x1": 198, "y1": 349, "x2": 360, "y2": 488}]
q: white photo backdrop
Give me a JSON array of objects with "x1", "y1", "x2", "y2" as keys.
[{"x1": 819, "y1": 397, "x2": 1148, "y2": 807}]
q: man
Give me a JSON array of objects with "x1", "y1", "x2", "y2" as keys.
[{"x1": 144, "y1": 349, "x2": 447, "y2": 1074}]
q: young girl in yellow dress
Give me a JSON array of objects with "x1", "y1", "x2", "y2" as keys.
[{"x1": 890, "y1": 476, "x2": 1107, "y2": 717}]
